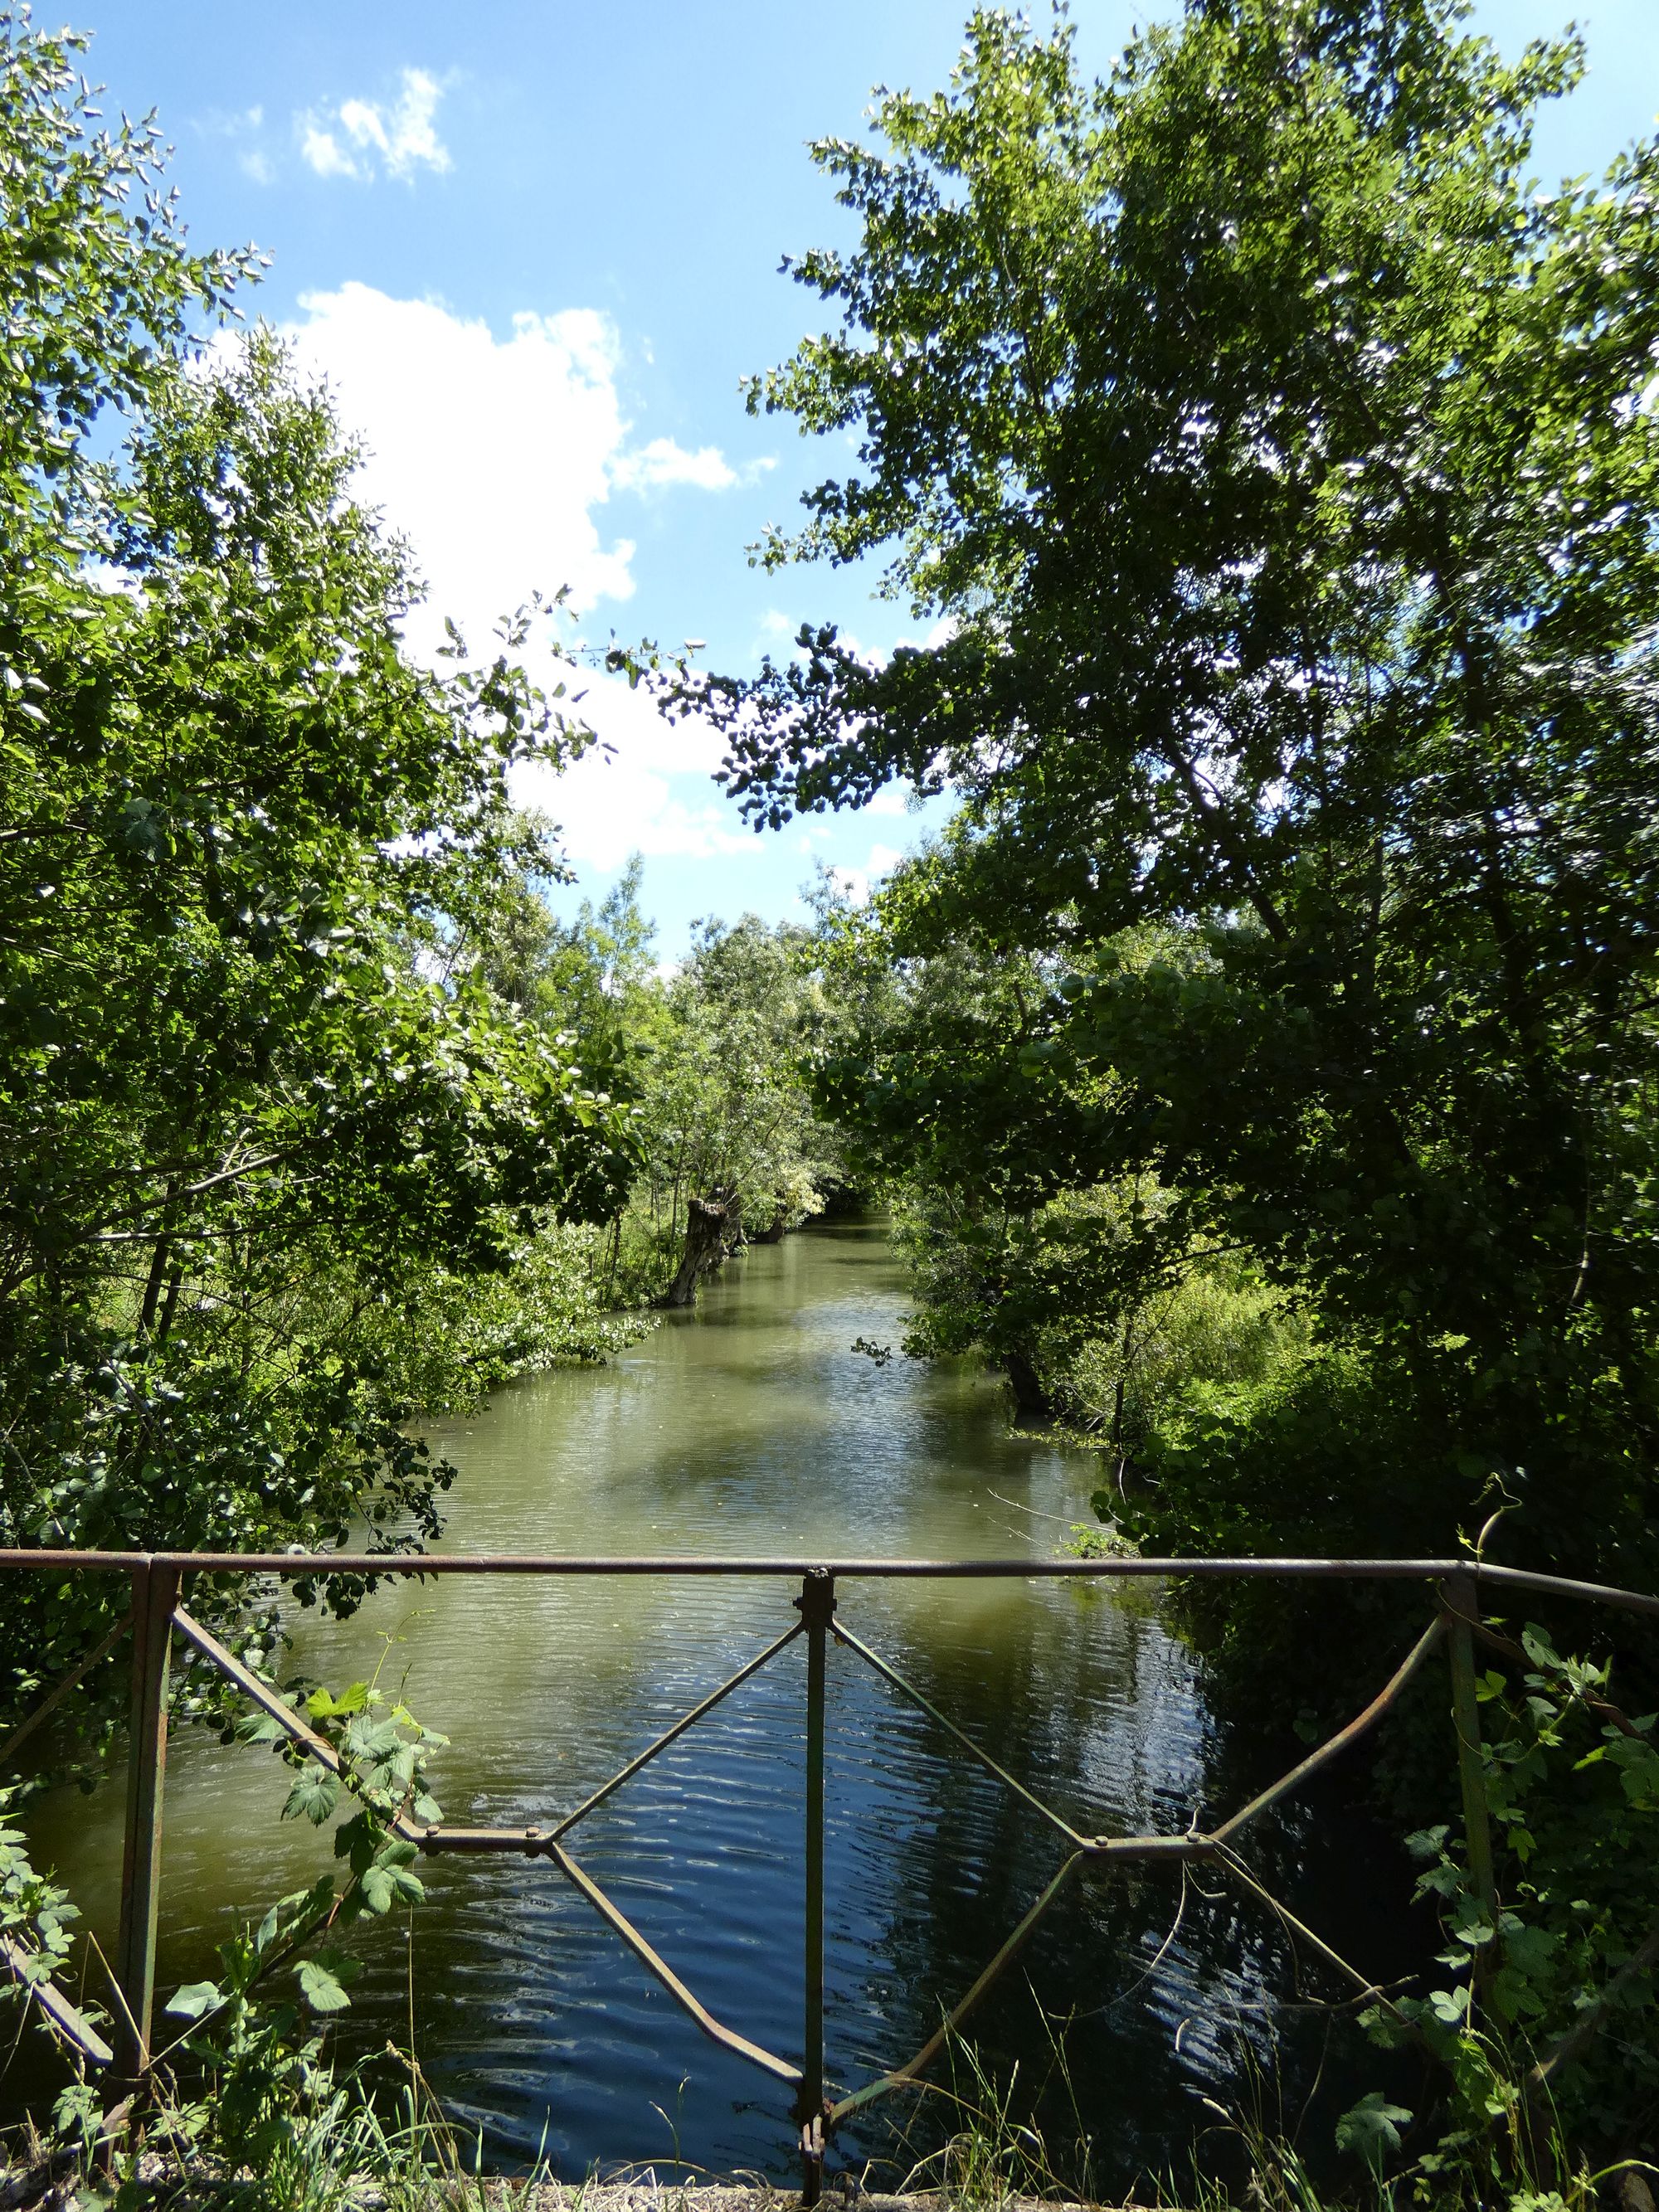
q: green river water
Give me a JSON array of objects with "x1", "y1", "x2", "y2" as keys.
[{"x1": 18, "y1": 1222, "x2": 1412, "y2": 2186}]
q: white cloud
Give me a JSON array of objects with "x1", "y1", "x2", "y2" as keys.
[
  {"x1": 281, "y1": 284, "x2": 637, "y2": 636},
  {"x1": 864, "y1": 783, "x2": 915, "y2": 817},
  {"x1": 611, "y1": 437, "x2": 737, "y2": 493},
  {"x1": 300, "y1": 124, "x2": 358, "y2": 180},
  {"x1": 299, "y1": 68, "x2": 450, "y2": 184},
  {"x1": 515, "y1": 673, "x2": 751, "y2": 872},
  {"x1": 199, "y1": 103, "x2": 264, "y2": 133},
  {"x1": 274, "y1": 283, "x2": 747, "y2": 872}
]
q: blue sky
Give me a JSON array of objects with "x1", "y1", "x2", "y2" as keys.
[{"x1": 83, "y1": 0, "x2": 1659, "y2": 953}]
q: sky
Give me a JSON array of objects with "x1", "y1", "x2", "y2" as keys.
[{"x1": 75, "y1": 0, "x2": 1659, "y2": 953}]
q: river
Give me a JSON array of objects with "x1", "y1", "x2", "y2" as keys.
[{"x1": 20, "y1": 1222, "x2": 1411, "y2": 2188}]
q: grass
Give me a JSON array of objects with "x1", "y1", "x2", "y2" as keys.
[{"x1": 7, "y1": 2018, "x2": 1657, "y2": 2212}]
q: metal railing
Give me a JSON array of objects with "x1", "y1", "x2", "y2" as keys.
[{"x1": 2, "y1": 1548, "x2": 1656, "y2": 2200}]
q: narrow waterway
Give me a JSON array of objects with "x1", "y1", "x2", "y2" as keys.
[{"x1": 21, "y1": 1223, "x2": 1409, "y2": 2186}]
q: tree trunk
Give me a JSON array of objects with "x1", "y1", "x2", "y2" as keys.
[
  {"x1": 1005, "y1": 1347, "x2": 1056, "y2": 1421},
  {"x1": 752, "y1": 1208, "x2": 789, "y2": 1245},
  {"x1": 662, "y1": 1194, "x2": 730, "y2": 1307}
]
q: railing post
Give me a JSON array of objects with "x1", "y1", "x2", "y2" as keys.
[
  {"x1": 1443, "y1": 1572, "x2": 1498, "y2": 1937},
  {"x1": 113, "y1": 1558, "x2": 179, "y2": 2093},
  {"x1": 795, "y1": 1568, "x2": 834, "y2": 2207}
]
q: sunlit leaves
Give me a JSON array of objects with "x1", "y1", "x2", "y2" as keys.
[
  {"x1": 693, "y1": 0, "x2": 1659, "y2": 1603},
  {"x1": 281, "y1": 1769, "x2": 339, "y2": 1828},
  {"x1": 0, "y1": 56, "x2": 635, "y2": 1740}
]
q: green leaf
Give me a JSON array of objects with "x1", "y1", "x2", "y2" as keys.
[
  {"x1": 165, "y1": 1979, "x2": 223, "y2": 2020},
  {"x1": 283, "y1": 1767, "x2": 340, "y2": 1826},
  {"x1": 51, "y1": 2080, "x2": 102, "y2": 2152},
  {"x1": 1335, "y1": 2091, "x2": 1411, "y2": 2174},
  {"x1": 358, "y1": 1866, "x2": 395, "y2": 1915},
  {"x1": 295, "y1": 1950, "x2": 358, "y2": 2014},
  {"x1": 307, "y1": 1681, "x2": 369, "y2": 1721},
  {"x1": 1428, "y1": 1986, "x2": 1472, "y2": 2026}
]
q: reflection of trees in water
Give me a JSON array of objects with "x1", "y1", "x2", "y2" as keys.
[{"x1": 827, "y1": 1588, "x2": 1421, "y2": 2193}]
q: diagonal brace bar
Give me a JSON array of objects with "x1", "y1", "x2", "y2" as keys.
[
  {"x1": 550, "y1": 1620, "x2": 803, "y2": 1841},
  {"x1": 0, "y1": 1936, "x2": 114, "y2": 2066},
  {"x1": 178, "y1": 1606, "x2": 801, "y2": 2085},
  {"x1": 172, "y1": 1606, "x2": 419, "y2": 1845},
  {"x1": 1214, "y1": 1843, "x2": 1425, "y2": 2045},
  {"x1": 832, "y1": 1621, "x2": 1095, "y2": 1850},
  {"x1": 830, "y1": 1851, "x2": 1087, "y2": 2123},
  {"x1": 545, "y1": 1835, "x2": 800, "y2": 2085},
  {"x1": 1210, "y1": 1615, "x2": 1446, "y2": 1845}
]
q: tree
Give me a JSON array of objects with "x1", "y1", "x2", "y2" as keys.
[
  {"x1": 686, "y1": 0, "x2": 1659, "y2": 1589},
  {"x1": 620, "y1": 915, "x2": 840, "y2": 1305},
  {"x1": 810, "y1": 897, "x2": 1139, "y2": 1413},
  {"x1": 0, "y1": 16, "x2": 635, "y2": 1749}
]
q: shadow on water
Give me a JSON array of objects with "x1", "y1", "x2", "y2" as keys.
[{"x1": 12, "y1": 1222, "x2": 1423, "y2": 2190}]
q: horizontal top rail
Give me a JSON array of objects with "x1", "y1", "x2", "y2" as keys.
[{"x1": 0, "y1": 1548, "x2": 1652, "y2": 1613}]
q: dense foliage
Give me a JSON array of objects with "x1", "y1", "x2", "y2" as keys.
[
  {"x1": 474, "y1": 855, "x2": 844, "y2": 1305},
  {"x1": 0, "y1": 16, "x2": 636, "y2": 1751},
  {"x1": 671, "y1": 0, "x2": 1659, "y2": 2171},
  {"x1": 7, "y1": 0, "x2": 1659, "y2": 2191},
  {"x1": 697, "y1": 0, "x2": 1659, "y2": 1597}
]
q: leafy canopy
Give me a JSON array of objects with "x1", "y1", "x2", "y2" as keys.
[
  {"x1": 0, "y1": 13, "x2": 635, "y2": 1742},
  {"x1": 691, "y1": 0, "x2": 1659, "y2": 1579}
]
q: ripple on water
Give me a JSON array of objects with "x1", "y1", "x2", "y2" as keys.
[{"x1": 15, "y1": 1226, "x2": 1413, "y2": 2187}]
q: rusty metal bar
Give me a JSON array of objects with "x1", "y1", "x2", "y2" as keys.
[
  {"x1": 1469, "y1": 1616, "x2": 1643, "y2": 1738},
  {"x1": 422, "y1": 1824, "x2": 1211, "y2": 1863},
  {"x1": 172, "y1": 1606, "x2": 419, "y2": 1844},
  {"x1": 831, "y1": 1619, "x2": 1095, "y2": 1851},
  {"x1": 0, "y1": 1936, "x2": 114, "y2": 2066},
  {"x1": 7, "y1": 1541, "x2": 1649, "y2": 2179},
  {"x1": 0, "y1": 1611, "x2": 133, "y2": 1772},
  {"x1": 796, "y1": 1573, "x2": 834, "y2": 2205},
  {"x1": 1210, "y1": 1615, "x2": 1446, "y2": 1845},
  {"x1": 411, "y1": 1826, "x2": 554, "y2": 1855},
  {"x1": 1214, "y1": 1845, "x2": 1403, "y2": 2013},
  {"x1": 412, "y1": 1623, "x2": 804, "y2": 1854},
  {"x1": 0, "y1": 1551, "x2": 1652, "y2": 1615},
  {"x1": 179, "y1": 1602, "x2": 803, "y2": 2089},
  {"x1": 1096, "y1": 1833, "x2": 1214, "y2": 1861},
  {"x1": 172, "y1": 1609, "x2": 343, "y2": 1772},
  {"x1": 830, "y1": 1852, "x2": 1087, "y2": 2123},
  {"x1": 543, "y1": 1835, "x2": 800, "y2": 2085},
  {"x1": 553, "y1": 1620, "x2": 804, "y2": 1842},
  {"x1": 112, "y1": 1560, "x2": 178, "y2": 2086}
]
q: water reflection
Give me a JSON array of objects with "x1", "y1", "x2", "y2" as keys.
[{"x1": 17, "y1": 1224, "x2": 1414, "y2": 2187}]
